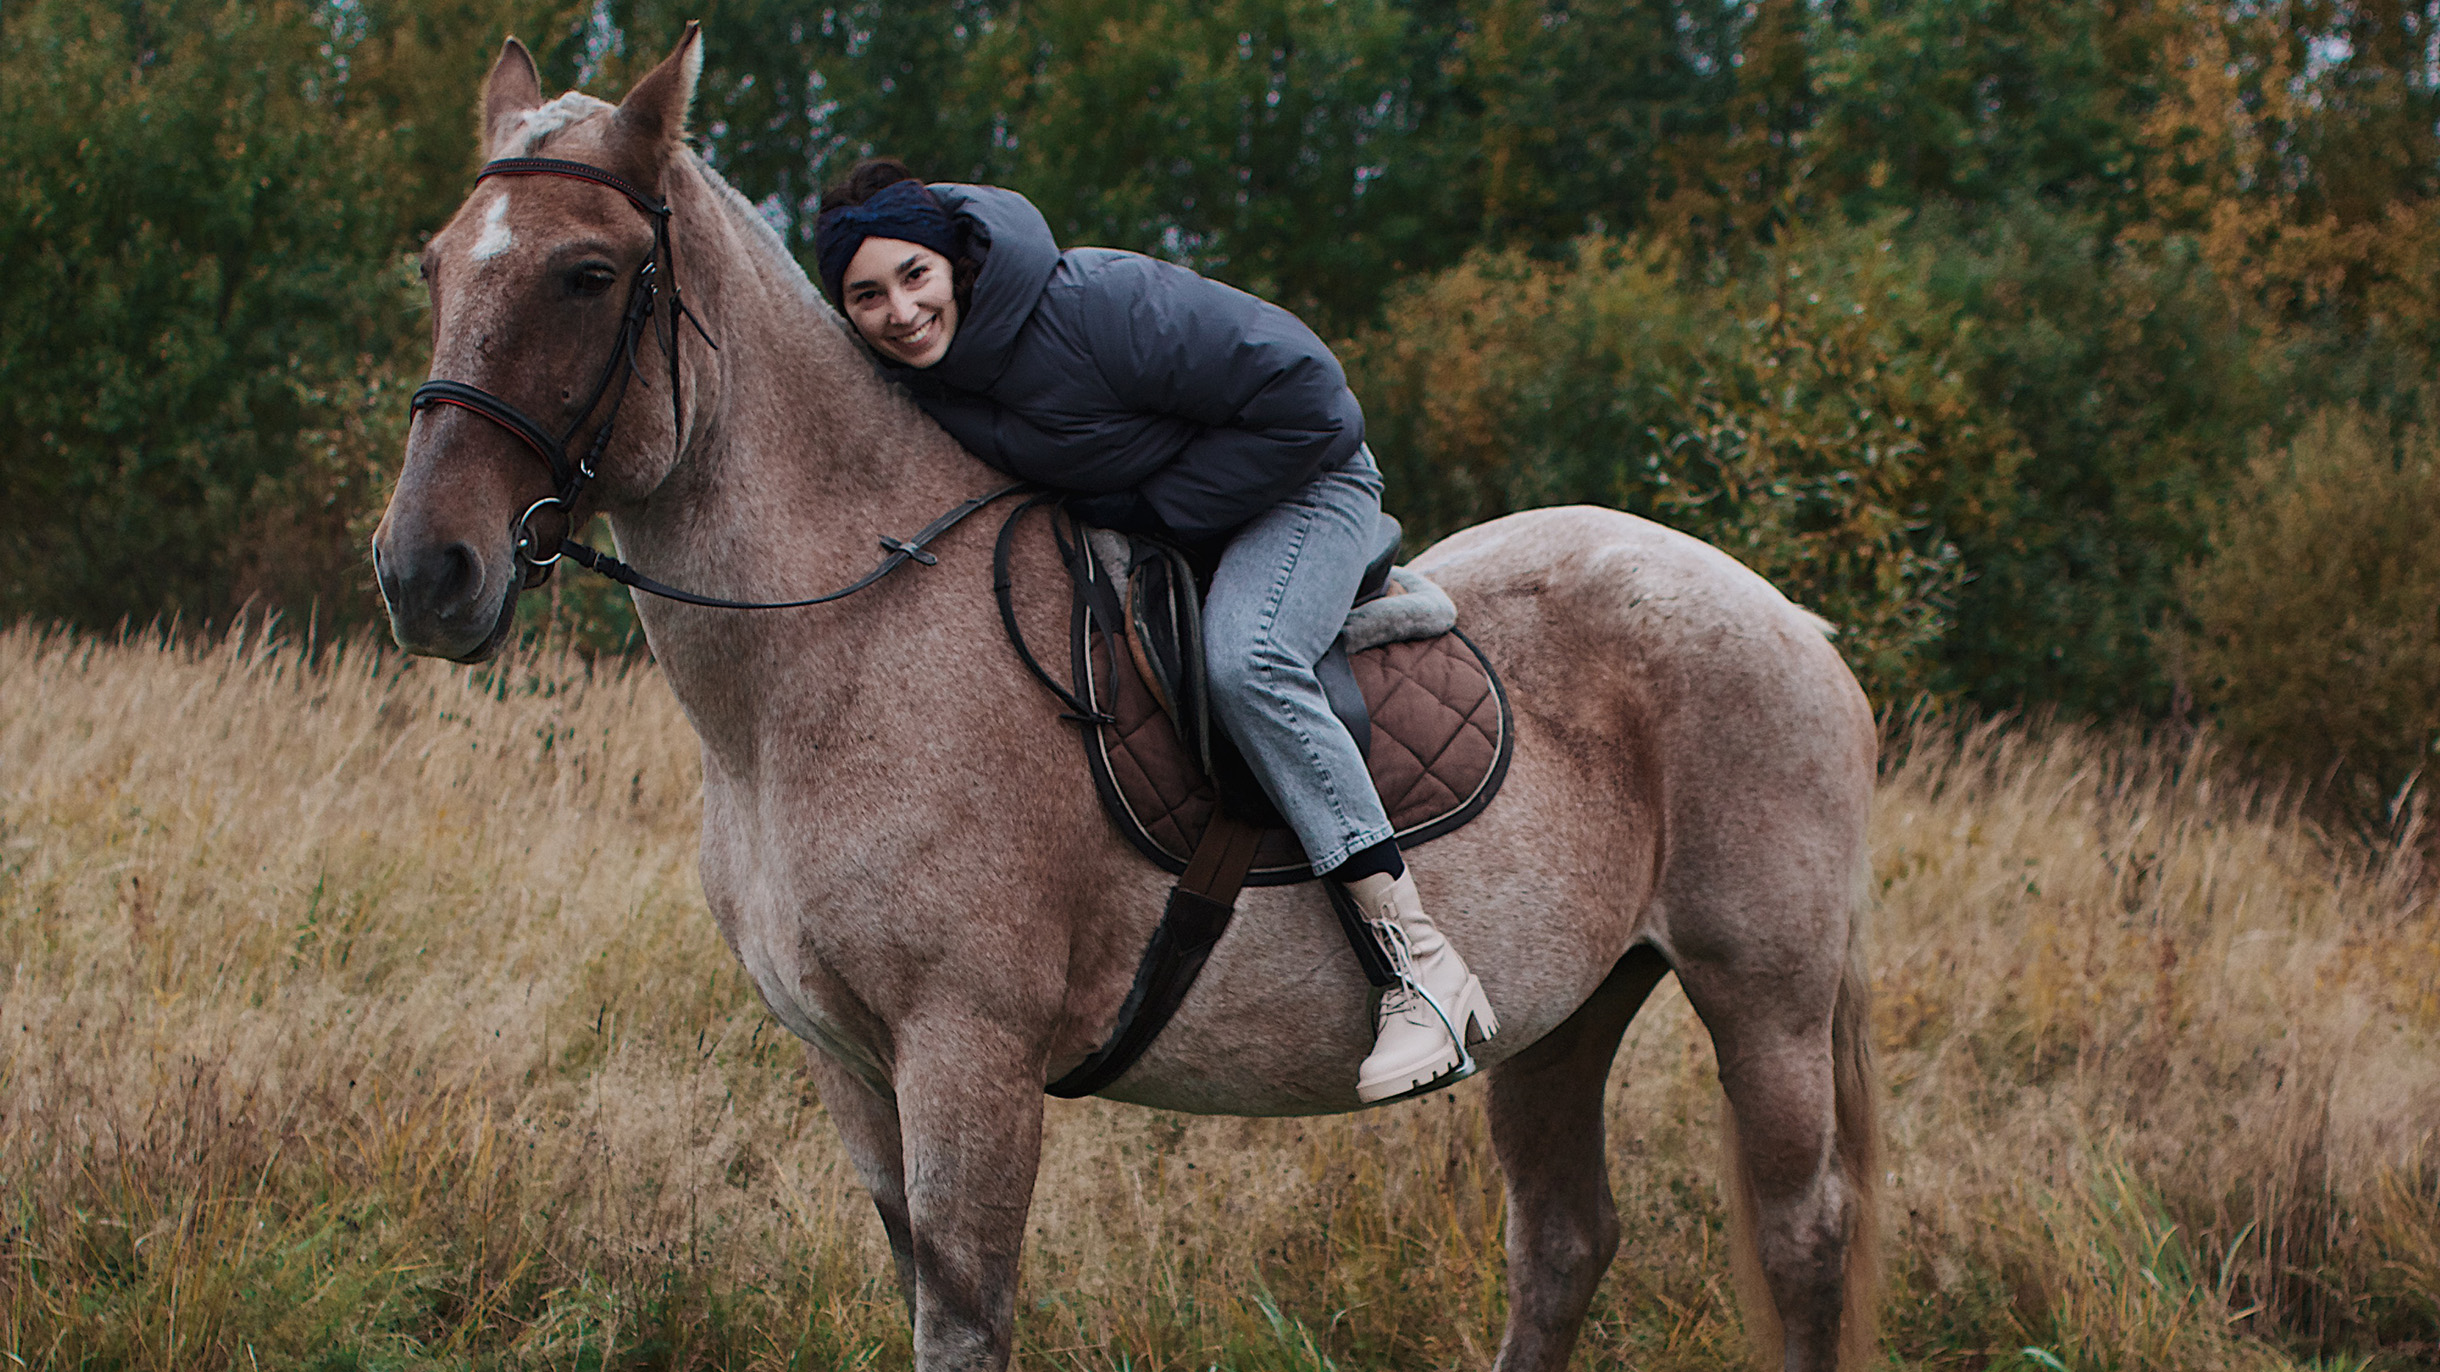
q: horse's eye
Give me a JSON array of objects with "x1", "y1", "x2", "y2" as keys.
[{"x1": 569, "y1": 263, "x2": 617, "y2": 296}]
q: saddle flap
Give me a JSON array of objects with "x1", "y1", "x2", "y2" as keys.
[
  {"x1": 1123, "y1": 539, "x2": 1209, "y2": 774},
  {"x1": 1093, "y1": 522, "x2": 1375, "y2": 810},
  {"x1": 1074, "y1": 623, "x2": 1514, "y2": 886}
]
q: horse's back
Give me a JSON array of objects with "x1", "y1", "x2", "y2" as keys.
[
  {"x1": 1421, "y1": 505, "x2": 1857, "y2": 709},
  {"x1": 1102, "y1": 505, "x2": 1875, "y2": 1117}
]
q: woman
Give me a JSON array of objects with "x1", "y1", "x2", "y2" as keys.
[{"x1": 814, "y1": 160, "x2": 1496, "y2": 1102}]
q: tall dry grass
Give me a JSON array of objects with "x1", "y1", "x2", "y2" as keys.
[{"x1": 0, "y1": 622, "x2": 2433, "y2": 1370}]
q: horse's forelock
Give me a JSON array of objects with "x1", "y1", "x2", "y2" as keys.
[{"x1": 501, "y1": 92, "x2": 615, "y2": 157}]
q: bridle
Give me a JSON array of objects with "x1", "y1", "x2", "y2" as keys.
[
  {"x1": 406, "y1": 153, "x2": 1029, "y2": 614},
  {"x1": 409, "y1": 155, "x2": 716, "y2": 589}
]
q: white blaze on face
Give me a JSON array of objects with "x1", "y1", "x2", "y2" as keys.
[{"x1": 469, "y1": 192, "x2": 514, "y2": 262}]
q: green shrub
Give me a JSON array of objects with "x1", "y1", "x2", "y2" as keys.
[
  {"x1": 1346, "y1": 219, "x2": 2026, "y2": 703},
  {"x1": 1916, "y1": 201, "x2": 2282, "y2": 718},
  {"x1": 1345, "y1": 198, "x2": 2330, "y2": 716},
  {"x1": 2166, "y1": 405, "x2": 2440, "y2": 827}
]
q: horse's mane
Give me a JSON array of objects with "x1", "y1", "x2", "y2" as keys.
[
  {"x1": 504, "y1": 92, "x2": 615, "y2": 153},
  {"x1": 688, "y1": 153, "x2": 849, "y2": 337},
  {"x1": 671, "y1": 143, "x2": 976, "y2": 484}
]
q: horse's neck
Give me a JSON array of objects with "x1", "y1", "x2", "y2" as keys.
[{"x1": 610, "y1": 158, "x2": 993, "y2": 767}]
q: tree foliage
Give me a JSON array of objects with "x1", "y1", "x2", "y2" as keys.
[
  {"x1": 1345, "y1": 222, "x2": 2023, "y2": 700},
  {"x1": 0, "y1": 0, "x2": 592, "y2": 630},
  {"x1": 5, "y1": 0, "x2": 2438, "y2": 769},
  {"x1": 2, "y1": 0, "x2": 403, "y2": 627}
]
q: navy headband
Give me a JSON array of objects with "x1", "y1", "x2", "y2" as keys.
[{"x1": 816, "y1": 179, "x2": 961, "y2": 305}]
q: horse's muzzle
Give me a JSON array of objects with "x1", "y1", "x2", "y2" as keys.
[{"x1": 374, "y1": 530, "x2": 520, "y2": 662}]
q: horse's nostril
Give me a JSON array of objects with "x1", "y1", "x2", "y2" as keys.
[
  {"x1": 429, "y1": 542, "x2": 481, "y2": 608},
  {"x1": 385, "y1": 538, "x2": 485, "y2": 619}
]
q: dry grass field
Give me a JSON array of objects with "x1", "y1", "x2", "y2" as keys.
[{"x1": 1, "y1": 621, "x2": 2434, "y2": 1371}]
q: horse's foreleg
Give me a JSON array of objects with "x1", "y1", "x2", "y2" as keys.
[
  {"x1": 895, "y1": 1028, "x2": 1048, "y2": 1372},
  {"x1": 1486, "y1": 945, "x2": 1673, "y2": 1372},
  {"x1": 802, "y1": 1046, "x2": 918, "y2": 1317}
]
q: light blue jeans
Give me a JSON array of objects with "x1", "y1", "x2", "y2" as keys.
[{"x1": 1202, "y1": 447, "x2": 1395, "y2": 874}]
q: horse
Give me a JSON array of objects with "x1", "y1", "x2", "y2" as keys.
[{"x1": 371, "y1": 26, "x2": 1882, "y2": 1372}]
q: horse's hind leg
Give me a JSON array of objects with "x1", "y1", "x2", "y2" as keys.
[
  {"x1": 1675, "y1": 920, "x2": 1879, "y2": 1372},
  {"x1": 1487, "y1": 945, "x2": 1673, "y2": 1372}
]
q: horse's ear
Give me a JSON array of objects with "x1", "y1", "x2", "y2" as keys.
[
  {"x1": 614, "y1": 22, "x2": 703, "y2": 154},
  {"x1": 481, "y1": 38, "x2": 544, "y2": 159}
]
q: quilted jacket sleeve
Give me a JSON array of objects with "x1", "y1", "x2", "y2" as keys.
[{"x1": 1074, "y1": 253, "x2": 1365, "y2": 546}]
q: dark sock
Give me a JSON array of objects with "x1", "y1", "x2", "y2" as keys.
[{"x1": 1332, "y1": 837, "x2": 1405, "y2": 884}]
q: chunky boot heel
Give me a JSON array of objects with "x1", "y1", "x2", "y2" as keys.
[
  {"x1": 1345, "y1": 870, "x2": 1500, "y2": 1104},
  {"x1": 1451, "y1": 972, "x2": 1500, "y2": 1044}
]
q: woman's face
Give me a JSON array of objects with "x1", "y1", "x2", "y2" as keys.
[{"x1": 841, "y1": 237, "x2": 959, "y2": 368}]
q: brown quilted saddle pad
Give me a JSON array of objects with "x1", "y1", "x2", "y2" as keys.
[{"x1": 1074, "y1": 610, "x2": 1515, "y2": 886}]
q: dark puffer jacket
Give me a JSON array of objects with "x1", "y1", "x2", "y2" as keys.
[{"x1": 882, "y1": 184, "x2": 1366, "y2": 547}]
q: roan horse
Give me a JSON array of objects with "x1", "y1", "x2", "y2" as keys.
[{"x1": 373, "y1": 27, "x2": 1881, "y2": 1372}]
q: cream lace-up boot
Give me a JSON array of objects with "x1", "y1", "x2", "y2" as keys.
[{"x1": 1347, "y1": 871, "x2": 1500, "y2": 1103}]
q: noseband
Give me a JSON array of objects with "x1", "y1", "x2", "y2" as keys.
[{"x1": 409, "y1": 156, "x2": 717, "y2": 587}]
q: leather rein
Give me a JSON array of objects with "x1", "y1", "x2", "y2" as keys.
[{"x1": 409, "y1": 155, "x2": 1026, "y2": 613}]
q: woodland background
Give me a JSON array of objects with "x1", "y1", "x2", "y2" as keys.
[{"x1": 5, "y1": 0, "x2": 2440, "y2": 814}]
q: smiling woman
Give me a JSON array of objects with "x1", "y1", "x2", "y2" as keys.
[
  {"x1": 842, "y1": 234, "x2": 959, "y2": 367},
  {"x1": 815, "y1": 159, "x2": 984, "y2": 347},
  {"x1": 815, "y1": 169, "x2": 970, "y2": 368},
  {"x1": 849, "y1": 234, "x2": 961, "y2": 366}
]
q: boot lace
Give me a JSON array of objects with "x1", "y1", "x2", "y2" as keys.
[{"x1": 1366, "y1": 916, "x2": 1477, "y2": 1081}]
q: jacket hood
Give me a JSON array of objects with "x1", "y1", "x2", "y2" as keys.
[{"x1": 919, "y1": 184, "x2": 1061, "y2": 393}]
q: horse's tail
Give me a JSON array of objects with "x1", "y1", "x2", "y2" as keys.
[
  {"x1": 1724, "y1": 899, "x2": 1883, "y2": 1369},
  {"x1": 1827, "y1": 930, "x2": 1884, "y2": 1369}
]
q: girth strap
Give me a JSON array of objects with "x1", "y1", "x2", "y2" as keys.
[{"x1": 1046, "y1": 807, "x2": 1263, "y2": 1097}]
